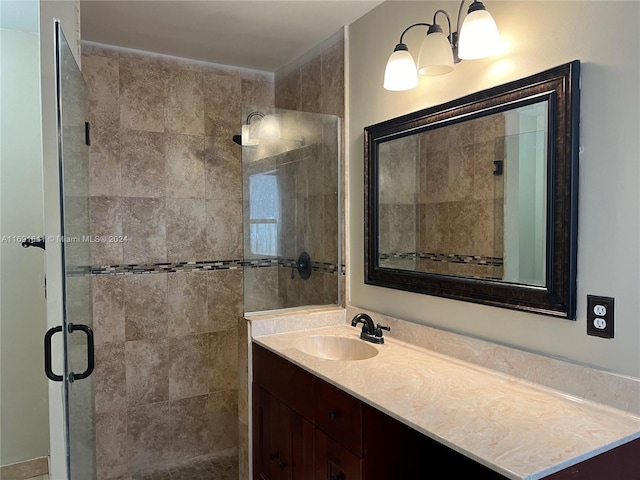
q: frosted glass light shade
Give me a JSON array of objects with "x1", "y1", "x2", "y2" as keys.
[
  {"x1": 259, "y1": 115, "x2": 281, "y2": 139},
  {"x1": 417, "y1": 31, "x2": 454, "y2": 76},
  {"x1": 458, "y1": 9, "x2": 500, "y2": 60},
  {"x1": 383, "y1": 49, "x2": 418, "y2": 91}
]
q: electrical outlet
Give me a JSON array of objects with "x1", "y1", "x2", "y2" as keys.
[{"x1": 587, "y1": 295, "x2": 614, "y2": 338}]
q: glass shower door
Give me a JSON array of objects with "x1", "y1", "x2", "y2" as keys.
[{"x1": 54, "y1": 21, "x2": 97, "y2": 479}]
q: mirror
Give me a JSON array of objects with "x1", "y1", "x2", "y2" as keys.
[{"x1": 364, "y1": 61, "x2": 580, "y2": 318}]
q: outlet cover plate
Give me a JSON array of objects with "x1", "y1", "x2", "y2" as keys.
[{"x1": 587, "y1": 295, "x2": 614, "y2": 338}]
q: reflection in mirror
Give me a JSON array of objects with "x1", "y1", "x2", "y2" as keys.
[
  {"x1": 365, "y1": 61, "x2": 580, "y2": 318},
  {"x1": 378, "y1": 101, "x2": 548, "y2": 287}
]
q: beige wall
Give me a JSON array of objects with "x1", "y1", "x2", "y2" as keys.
[
  {"x1": 0, "y1": 12, "x2": 49, "y2": 468},
  {"x1": 348, "y1": 1, "x2": 640, "y2": 377}
]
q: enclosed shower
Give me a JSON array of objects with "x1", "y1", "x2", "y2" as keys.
[
  {"x1": 1, "y1": 2, "x2": 344, "y2": 475},
  {"x1": 240, "y1": 106, "x2": 341, "y2": 313}
]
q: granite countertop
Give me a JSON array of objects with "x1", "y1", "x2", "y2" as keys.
[{"x1": 252, "y1": 324, "x2": 640, "y2": 480}]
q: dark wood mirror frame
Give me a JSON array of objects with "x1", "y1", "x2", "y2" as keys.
[{"x1": 364, "y1": 61, "x2": 580, "y2": 319}]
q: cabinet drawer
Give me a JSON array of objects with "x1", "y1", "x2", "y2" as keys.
[{"x1": 315, "y1": 379, "x2": 363, "y2": 456}]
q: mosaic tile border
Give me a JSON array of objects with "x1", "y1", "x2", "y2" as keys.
[
  {"x1": 379, "y1": 252, "x2": 504, "y2": 267},
  {"x1": 277, "y1": 258, "x2": 343, "y2": 275},
  {"x1": 69, "y1": 258, "x2": 345, "y2": 277}
]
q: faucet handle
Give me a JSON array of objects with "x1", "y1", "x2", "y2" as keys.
[{"x1": 374, "y1": 324, "x2": 390, "y2": 337}]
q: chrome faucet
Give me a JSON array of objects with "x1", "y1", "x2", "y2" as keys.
[{"x1": 350, "y1": 313, "x2": 390, "y2": 344}]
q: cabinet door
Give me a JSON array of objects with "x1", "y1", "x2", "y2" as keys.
[
  {"x1": 254, "y1": 384, "x2": 279, "y2": 480},
  {"x1": 254, "y1": 383, "x2": 315, "y2": 480},
  {"x1": 287, "y1": 406, "x2": 315, "y2": 480},
  {"x1": 363, "y1": 405, "x2": 507, "y2": 479},
  {"x1": 315, "y1": 429, "x2": 362, "y2": 480}
]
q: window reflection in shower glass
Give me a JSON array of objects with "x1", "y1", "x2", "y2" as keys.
[{"x1": 249, "y1": 172, "x2": 279, "y2": 256}]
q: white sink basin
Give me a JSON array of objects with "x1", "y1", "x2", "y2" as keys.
[{"x1": 295, "y1": 335, "x2": 378, "y2": 361}]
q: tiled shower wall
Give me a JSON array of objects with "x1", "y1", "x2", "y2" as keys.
[{"x1": 82, "y1": 42, "x2": 273, "y2": 479}]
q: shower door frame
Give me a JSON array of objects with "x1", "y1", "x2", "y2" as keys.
[{"x1": 40, "y1": 12, "x2": 96, "y2": 479}]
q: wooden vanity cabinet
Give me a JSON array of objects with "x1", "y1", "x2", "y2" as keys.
[
  {"x1": 252, "y1": 343, "x2": 639, "y2": 480},
  {"x1": 252, "y1": 343, "x2": 502, "y2": 479},
  {"x1": 253, "y1": 344, "x2": 363, "y2": 480}
]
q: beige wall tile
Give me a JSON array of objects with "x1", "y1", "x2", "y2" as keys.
[
  {"x1": 447, "y1": 143, "x2": 474, "y2": 202},
  {"x1": 237, "y1": 419, "x2": 249, "y2": 480},
  {"x1": 82, "y1": 42, "x2": 120, "y2": 59},
  {"x1": 205, "y1": 135, "x2": 241, "y2": 200},
  {"x1": 120, "y1": 130, "x2": 166, "y2": 198},
  {"x1": 92, "y1": 275, "x2": 125, "y2": 344},
  {"x1": 126, "y1": 401, "x2": 172, "y2": 473},
  {"x1": 420, "y1": 203, "x2": 450, "y2": 254},
  {"x1": 243, "y1": 266, "x2": 281, "y2": 312},
  {"x1": 241, "y1": 78, "x2": 274, "y2": 107},
  {"x1": 122, "y1": 197, "x2": 166, "y2": 264},
  {"x1": 84, "y1": 54, "x2": 119, "y2": 130},
  {"x1": 323, "y1": 193, "x2": 339, "y2": 262},
  {"x1": 206, "y1": 198, "x2": 242, "y2": 260},
  {"x1": 164, "y1": 69, "x2": 204, "y2": 135},
  {"x1": 301, "y1": 56, "x2": 321, "y2": 113},
  {"x1": 119, "y1": 55, "x2": 165, "y2": 133},
  {"x1": 166, "y1": 198, "x2": 207, "y2": 262},
  {"x1": 90, "y1": 196, "x2": 123, "y2": 265},
  {"x1": 209, "y1": 329, "x2": 238, "y2": 393},
  {"x1": 208, "y1": 390, "x2": 238, "y2": 451},
  {"x1": 125, "y1": 339, "x2": 169, "y2": 407},
  {"x1": 203, "y1": 73, "x2": 241, "y2": 138},
  {"x1": 473, "y1": 139, "x2": 499, "y2": 201},
  {"x1": 89, "y1": 138, "x2": 121, "y2": 198},
  {"x1": 170, "y1": 395, "x2": 211, "y2": 460},
  {"x1": 94, "y1": 342, "x2": 126, "y2": 414},
  {"x1": 169, "y1": 334, "x2": 210, "y2": 400},
  {"x1": 84, "y1": 54, "x2": 121, "y2": 198},
  {"x1": 320, "y1": 39, "x2": 344, "y2": 118},
  {"x1": 275, "y1": 67, "x2": 301, "y2": 111},
  {"x1": 95, "y1": 410, "x2": 128, "y2": 480},
  {"x1": 237, "y1": 318, "x2": 249, "y2": 424},
  {"x1": 165, "y1": 133, "x2": 205, "y2": 198},
  {"x1": 124, "y1": 274, "x2": 168, "y2": 341},
  {"x1": 207, "y1": 269, "x2": 243, "y2": 332},
  {"x1": 168, "y1": 272, "x2": 209, "y2": 336}
]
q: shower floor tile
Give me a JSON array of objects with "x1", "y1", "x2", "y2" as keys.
[{"x1": 130, "y1": 452, "x2": 239, "y2": 480}]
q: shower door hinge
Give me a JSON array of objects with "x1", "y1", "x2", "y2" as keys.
[{"x1": 85, "y1": 121, "x2": 91, "y2": 146}]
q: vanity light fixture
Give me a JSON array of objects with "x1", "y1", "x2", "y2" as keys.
[{"x1": 384, "y1": 0, "x2": 500, "y2": 91}]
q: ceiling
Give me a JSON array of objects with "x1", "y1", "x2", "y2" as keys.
[{"x1": 80, "y1": 0, "x2": 383, "y2": 72}]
